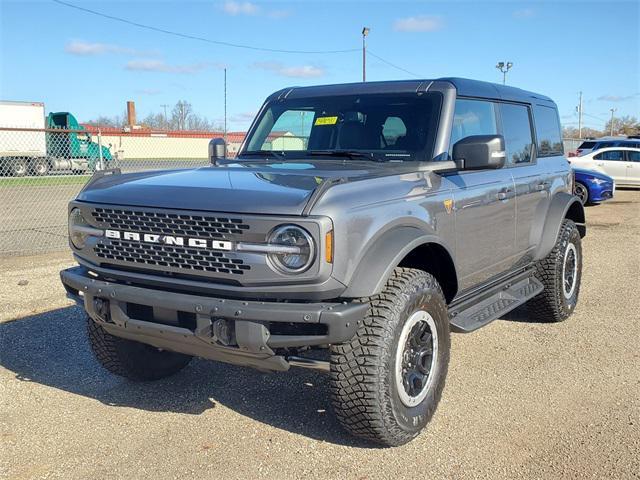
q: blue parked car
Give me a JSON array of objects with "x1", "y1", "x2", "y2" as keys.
[{"x1": 572, "y1": 167, "x2": 614, "y2": 205}]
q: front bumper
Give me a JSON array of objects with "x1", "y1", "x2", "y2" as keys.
[{"x1": 61, "y1": 266, "x2": 366, "y2": 372}]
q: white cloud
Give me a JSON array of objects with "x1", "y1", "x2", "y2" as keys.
[
  {"x1": 513, "y1": 8, "x2": 535, "y2": 19},
  {"x1": 597, "y1": 94, "x2": 638, "y2": 102},
  {"x1": 65, "y1": 40, "x2": 148, "y2": 56},
  {"x1": 253, "y1": 61, "x2": 325, "y2": 78},
  {"x1": 220, "y1": 1, "x2": 291, "y2": 18},
  {"x1": 222, "y1": 1, "x2": 259, "y2": 15},
  {"x1": 393, "y1": 15, "x2": 444, "y2": 32},
  {"x1": 125, "y1": 59, "x2": 223, "y2": 74}
]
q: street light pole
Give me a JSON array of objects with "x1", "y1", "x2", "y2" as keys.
[
  {"x1": 577, "y1": 91, "x2": 583, "y2": 139},
  {"x1": 224, "y1": 68, "x2": 227, "y2": 145},
  {"x1": 495, "y1": 61, "x2": 514, "y2": 85},
  {"x1": 161, "y1": 104, "x2": 169, "y2": 130},
  {"x1": 609, "y1": 108, "x2": 617, "y2": 136},
  {"x1": 362, "y1": 27, "x2": 370, "y2": 82}
]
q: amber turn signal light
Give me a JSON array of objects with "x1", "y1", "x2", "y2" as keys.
[{"x1": 325, "y1": 230, "x2": 333, "y2": 263}]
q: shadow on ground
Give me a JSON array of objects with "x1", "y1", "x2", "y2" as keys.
[{"x1": 0, "y1": 307, "x2": 374, "y2": 447}]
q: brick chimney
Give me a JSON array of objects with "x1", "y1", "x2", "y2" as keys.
[{"x1": 126, "y1": 101, "x2": 136, "y2": 127}]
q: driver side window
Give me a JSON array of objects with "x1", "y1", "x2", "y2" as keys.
[{"x1": 449, "y1": 99, "x2": 498, "y2": 155}]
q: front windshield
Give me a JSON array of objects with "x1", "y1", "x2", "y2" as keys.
[{"x1": 241, "y1": 93, "x2": 441, "y2": 162}]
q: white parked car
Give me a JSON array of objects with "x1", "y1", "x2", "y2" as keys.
[{"x1": 569, "y1": 147, "x2": 640, "y2": 187}]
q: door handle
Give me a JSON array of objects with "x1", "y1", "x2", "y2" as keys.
[{"x1": 535, "y1": 182, "x2": 548, "y2": 191}]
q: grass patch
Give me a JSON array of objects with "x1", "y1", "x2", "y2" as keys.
[{"x1": 0, "y1": 175, "x2": 90, "y2": 187}]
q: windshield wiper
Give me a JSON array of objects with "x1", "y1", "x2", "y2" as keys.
[
  {"x1": 308, "y1": 150, "x2": 386, "y2": 162},
  {"x1": 238, "y1": 150, "x2": 286, "y2": 160}
]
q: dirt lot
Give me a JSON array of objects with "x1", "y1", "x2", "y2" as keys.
[{"x1": 1, "y1": 190, "x2": 639, "y2": 479}]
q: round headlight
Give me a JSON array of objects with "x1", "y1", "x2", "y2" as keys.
[
  {"x1": 68, "y1": 208, "x2": 89, "y2": 249},
  {"x1": 267, "y1": 225, "x2": 315, "y2": 274}
]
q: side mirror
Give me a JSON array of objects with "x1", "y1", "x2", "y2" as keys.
[
  {"x1": 209, "y1": 138, "x2": 226, "y2": 165},
  {"x1": 453, "y1": 134, "x2": 506, "y2": 170}
]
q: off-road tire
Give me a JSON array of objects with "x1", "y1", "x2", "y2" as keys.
[
  {"x1": 527, "y1": 219, "x2": 582, "y2": 322},
  {"x1": 87, "y1": 318, "x2": 192, "y2": 381},
  {"x1": 329, "y1": 268, "x2": 450, "y2": 446}
]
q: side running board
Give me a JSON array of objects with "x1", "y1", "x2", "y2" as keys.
[{"x1": 448, "y1": 271, "x2": 543, "y2": 333}]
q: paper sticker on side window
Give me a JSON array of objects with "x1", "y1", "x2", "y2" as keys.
[{"x1": 314, "y1": 116, "x2": 338, "y2": 126}]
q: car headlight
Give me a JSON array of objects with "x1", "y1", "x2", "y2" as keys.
[
  {"x1": 267, "y1": 225, "x2": 315, "y2": 274},
  {"x1": 68, "y1": 208, "x2": 91, "y2": 249}
]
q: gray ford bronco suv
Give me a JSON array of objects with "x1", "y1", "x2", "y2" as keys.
[{"x1": 61, "y1": 78, "x2": 585, "y2": 446}]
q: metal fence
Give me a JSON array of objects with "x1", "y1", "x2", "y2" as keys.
[
  {"x1": 0, "y1": 127, "x2": 591, "y2": 256},
  {"x1": 0, "y1": 126, "x2": 237, "y2": 255},
  {"x1": 563, "y1": 138, "x2": 583, "y2": 154}
]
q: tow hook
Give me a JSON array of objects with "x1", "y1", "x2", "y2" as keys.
[{"x1": 93, "y1": 297, "x2": 111, "y2": 323}]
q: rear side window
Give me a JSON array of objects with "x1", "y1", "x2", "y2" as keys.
[
  {"x1": 501, "y1": 103, "x2": 534, "y2": 164},
  {"x1": 449, "y1": 99, "x2": 497, "y2": 149},
  {"x1": 533, "y1": 105, "x2": 563, "y2": 156},
  {"x1": 594, "y1": 150, "x2": 624, "y2": 161},
  {"x1": 578, "y1": 141, "x2": 596, "y2": 149},
  {"x1": 628, "y1": 151, "x2": 640, "y2": 162}
]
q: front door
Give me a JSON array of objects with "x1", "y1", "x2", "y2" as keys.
[
  {"x1": 449, "y1": 169, "x2": 516, "y2": 291},
  {"x1": 445, "y1": 98, "x2": 517, "y2": 291}
]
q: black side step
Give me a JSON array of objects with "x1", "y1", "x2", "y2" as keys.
[{"x1": 449, "y1": 272, "x2": 543, "y2": 333}]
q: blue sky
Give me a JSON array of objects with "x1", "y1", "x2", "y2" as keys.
[{"x1": 1, "y1": 0, "x2": 638, "y2": 131}]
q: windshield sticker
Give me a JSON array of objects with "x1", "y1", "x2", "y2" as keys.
[{"x1": 314, "y1": 116, "x2": 338, "y2": 126}]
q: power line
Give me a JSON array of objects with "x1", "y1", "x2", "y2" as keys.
[
  {"x1": 52, "y1": 0, "x2": 359, "y2": 55},
  {"x1": 582, "y1": 112, "x2": 608, "y2": 122},
  {"x1": 367, "y1": 51, "x2": 422, "y2": 78},
  {"x1": 53, "y1": 0, "x2": 423, "y2": 79}
]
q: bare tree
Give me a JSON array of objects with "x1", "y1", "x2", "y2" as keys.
[
  {"x1": 171, "y1": 100, "x2": 193, "y2": 130},
  {"x1": 141, "y1": 112, "x2": 165, "y2": 129},
  {"x1": 86, "y1": 100, "x2": 222, "y2": 131},
  {"x1": 83, "y1": 114, "x2": 126, "y2": 128},
  {"x1": 604, "y1": 115, "x2": 640, "y2": 136}
]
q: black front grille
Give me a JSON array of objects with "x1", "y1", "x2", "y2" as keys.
[
  {"x1": 91, "y1": 207, "x2": 250, "y2": 238},
  {"x1": 95, "y1": 239, "x2": 251, "y2": 275}
]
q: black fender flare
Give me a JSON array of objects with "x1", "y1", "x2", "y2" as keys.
[
  {"x1": 533, "y1": 192, "x2": 585, "y2": 261},
  {"x1": 341, "y1": 226, "x2": 456, "y2": 298}
]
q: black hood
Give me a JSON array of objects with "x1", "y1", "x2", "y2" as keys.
[{"x1": 76, "y1": 161, "x2": 382, "y2": 215}]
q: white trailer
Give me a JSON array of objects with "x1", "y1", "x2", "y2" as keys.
[{"x1": 0, "y1": 101, "x2": 49, "y2": 175}]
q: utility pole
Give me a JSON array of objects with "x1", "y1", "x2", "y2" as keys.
[
  {"x1": 609, "y1": 108, "x2": 617, "y2": 136},
  {"x1": 161, "y1": 104, "x2": 169, "y2": 130},
  {"x1": 362, "y1": 27, "x2": 370, "y2": 82},
  {"x1": 224, "y1": 68, "x2": 227, "y2": 144},
  {"x1": 495, "y1": 61, "x2": 514, "y2": 85},
  {"x1": 576, "y1": 91, "x2": 583, "y2": 139}
]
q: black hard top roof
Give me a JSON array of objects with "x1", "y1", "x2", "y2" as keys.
[{"x1": 269, "y1": 77, "x2": 555, "y2": 106}]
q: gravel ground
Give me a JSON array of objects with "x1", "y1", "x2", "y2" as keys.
[{"x1": 1, "y1": 190, "x2": 639, "y2": 479}]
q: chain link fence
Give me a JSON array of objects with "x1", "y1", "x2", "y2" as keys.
[
  {"x1": 0, "y1": 126, "x2": 244, "y2": 255},
  {"x1": 0, "y1": 126, "x2": 589, "y2": 256}
]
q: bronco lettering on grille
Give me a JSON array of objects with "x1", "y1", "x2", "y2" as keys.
[{"x1": 104, "y1": 229, "x2": 233, "y2": 251}]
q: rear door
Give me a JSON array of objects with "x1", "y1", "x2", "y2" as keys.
[
  {"x1": 625, "y1": 150, "x2": 640, "y2": 185},
  {"x1": 593, "y1": 149, "x2": 627, "y2": 183},
  {"x1": 509, "y1": 103, "x2": 557, "y2": 259},
  {"x1": 445, "y1": 98, "x2": 516, "y2": 291}
]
